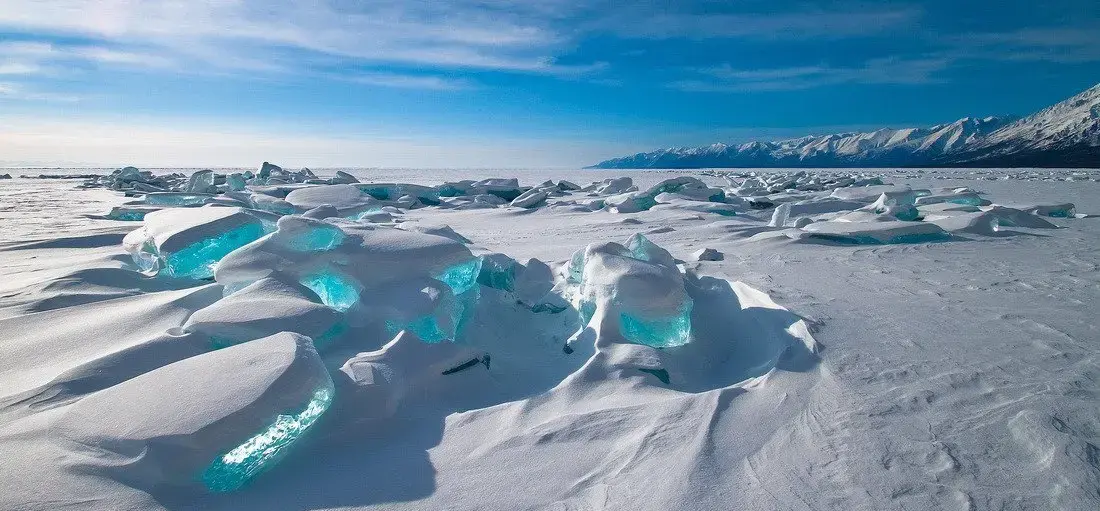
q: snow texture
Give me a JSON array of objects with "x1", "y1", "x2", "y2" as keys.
[{"x1": 0, "y1": 165, "x2": 1096, "y2": 511}]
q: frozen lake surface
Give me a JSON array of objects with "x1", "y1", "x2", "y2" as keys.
[{"x1": 1, "y1": 167, "x2": 1098, "y2": 510}]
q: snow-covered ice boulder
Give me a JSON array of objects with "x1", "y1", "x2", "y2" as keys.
[
  {"x1": 53, "y1": 332, "x2": 333, "y2": 493},
  {"x1": 830, "y1": 184, "x2": 919, "y2": 203},
  {"x1": 470, "y1": 178, "x2": 524, "y2": 201},
  {"x1": 1022, "y1": 203, "x2": 1076, "y2": 218},
  {"x1": 329, "y1": 171, "x2": 359, "y2": 185},
  {"x1": 926, "y1": 206, "x2": 1058, "y2": 235},
  {"x1": 569, "y1": 234, "x2": 692, "y2": 348},
  {"x1": 215, "y1": 216, "x2": 482, "y2": 341},
  {"x1": 186, "y1": 169, "x2": 216, "y2": 194},
  {"x1": 557, "y1": 180, "x2": 581, "y2": 191},
  {"x1": 244, "y1": 193, "x2": 297, "y2": 215},
  {"x1": 510, "y1": 188, "x2": 550, "y2": 209},
  {"x1": 605, "y1": 191, "x2": 658, "y2": 213},
  {"x1": 594, "y1": 177, "x2": 635, "y2": 195},
  {"x1": 642, "y1": 176, "x2": 725, "y2": 203},
  {"x1": 858, "y1": 192, "x2": 920, "y2": 221},
  {"x1": 226, "y1": 173, "x2": 247, "y2": 191},
  {"x1": 801, "y1": 219, "x2": 951, "y2": 245},
  {"x1": 284, "y1": 184, "x2": 379, "y2": 216},
  {"x1": 123, "y1": 206, "x2": 269, "y2": 279},
  {"x1": 184, "y1": 277, "x2": 343, "y2": 348}
]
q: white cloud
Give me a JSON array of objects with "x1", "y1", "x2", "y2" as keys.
[
  {"x1": 344, "y1": 73, "x2": 474, "y2": 91},
  {"x1": 0, "y1": 1, "x2": 581, "y2": 74},
  {"x1": 603, "y1": 8, "x2": 921, "y2": 40},
  {"x1": 0, "y1": 81, "x2": 80, "y2": 102},
  {"x1": 950, "y1": 26, "x2": 1100, "y2": 64},
  {"x1": 670, "y1": 57, "x2": 950, "y2": 92},
  {"x1": 0, "y1": 63, "x2": 41, "y2": 75},
  {"x1": 0, "y1": 1, "x2": 934, "y2": 80},
  {"x1": 0, "y1": 40, "x2": 174, "y2": 72}
]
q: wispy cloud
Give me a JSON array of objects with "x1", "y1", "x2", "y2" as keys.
[
  {"x1": 603, "y1": 7, "x2": 922, "y2": 40},
  {"x1": 0, "y1": 1, "x2": 582, "y2": 74},
  {"x1": 0, "y1": 1, "x2": 928, "y2": 81},
  {"x1": 0, "y1": 81, "x2": 79, "y2": 102},
  {"x1": 0, "y1": 63, "x2": 40, "y2": 75},
  {"x1": 344, "y1": 72, "x2": 475, "y2": 91},
  {"x1": 949, "y1": 26, "x2": 1100, "y2": 64},
  {"x1": 0, "y1": 40, "x2": 173, "y2": 72},
  {"x1": 670, "y1": 57, "x2": 950, "y2": 92}
]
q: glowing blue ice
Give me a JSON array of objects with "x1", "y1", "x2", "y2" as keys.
[
  {"x1": 437, "y1": 184, "x2": 465, "y2": 197},
  {"x1": 578, "y1": 299, "x2": 597, "y2": 326},
  {"x1": 625, "y1": 234, "x2": 664, "y2": 263},
  {"x1": 384, "y1": 289, "x2": 476, "y2": 343},
  {"x1": 144, "y1": 193, "x2": 210, "y2": 207},
  {"x1": 568, "y1": 251, "x2": 586, "y2": 283},
  {"x1": 434, "y1": 257, "x2": 483, "y2": 295},
  {"x1": 628, "y1": 195, "x2": 658, "y2": 211},
  {"x1": 286, "y1": 225, "x2": 345, "y2": 252},
  {"x1": 300, "y1": 271, "x2": 360, "y2": 311},
  {"x1": 386, "y1": 315, "x2": 451, "y2": 343},
  {"x1": 201, "y1": 383, "x2": 333, "y2": 493},
  {"x1": 1047, "y1": 209, "x2": 1072, "y2": 218},
  {"x1": 162, "y1": 223, "x2": 268, "y2": 279},
  {"x1": 476, "y1": 256, "x2": 517, "y2": 291},
  {"x1": 360, "y1": 186, "x2": 391, "y2": 200},
  {"x1": 619, "y1": 300, "x2": 693, "y2": 348},
  {"x1": 807, "y1": 232, "x2": 951, "y2": 245},
  {"x1": 226, "y1": 173, "x2": 247, "y2": 191}
]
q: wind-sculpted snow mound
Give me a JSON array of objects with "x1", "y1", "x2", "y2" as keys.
[
  {"x1": 53, "y1": 332, "x2": 333, "y2": 493},
  {"x1": 184, "y1": 278, "x2": 344, "y2": 349}
]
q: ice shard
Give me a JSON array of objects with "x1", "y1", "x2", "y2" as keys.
[
  {"x1": 123, "y1": 207, "x2": 269, "y2": 279},
  {"x1": 201, "y1": 383, "x2": 333, "y2": 493},
  {"x1": 300, "y1": 271, "x2": 360, "y2": 312}
]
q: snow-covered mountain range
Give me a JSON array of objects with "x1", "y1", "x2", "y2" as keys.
[{"x1": 591, "y1": 83, "x2": 1100, "y2": 169}]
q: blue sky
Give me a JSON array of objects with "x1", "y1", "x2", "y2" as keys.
[{"x1": 0, "y1": 0, "x2": 1098, "y2": 168}]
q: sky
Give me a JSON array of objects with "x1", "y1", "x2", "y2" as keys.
[{"x1": 0, "y1": 0, "x2": 1098, "y2": 168}]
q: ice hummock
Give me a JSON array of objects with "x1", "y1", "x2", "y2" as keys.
[
  {"x1": 122, "y1": 207, "x2": 270, "y2": 279},
  {"x1": 802, "y1": 220, "x2": 951, "y2": 245},
  {"x1": 213, "y1": 214, "x2": 484, "y2": 343},
  {"x1": 569, "y1": 234, "x2": 693, "y2": 348}
]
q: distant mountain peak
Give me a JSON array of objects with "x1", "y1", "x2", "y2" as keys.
[{"x1": 590, "y1": 83, "x2": 1099, "y2": 169}]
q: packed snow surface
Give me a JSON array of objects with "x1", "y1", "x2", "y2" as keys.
[{"x1": 0, "y1": 166, "x2": 1098, "y2": 510}]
